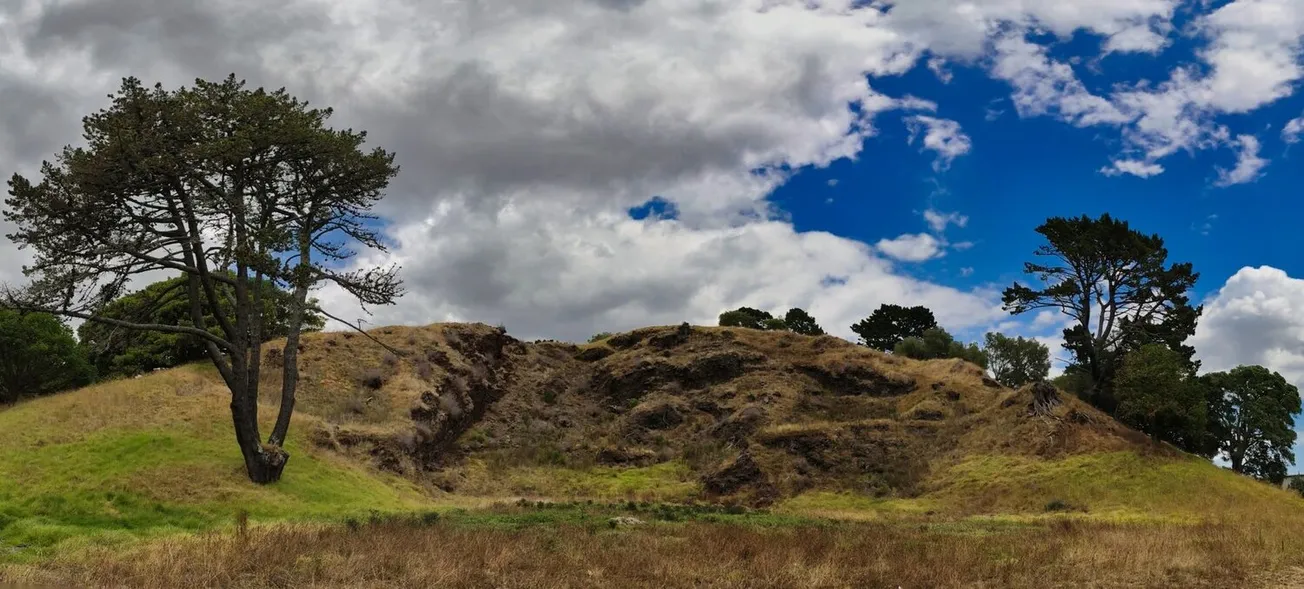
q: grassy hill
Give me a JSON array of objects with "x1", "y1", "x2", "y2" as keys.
[{"x1": 4, "y1": 322, "x2": 1304, "y2": 587}]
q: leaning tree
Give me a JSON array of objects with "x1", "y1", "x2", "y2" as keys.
[{"x1": 2, "y1": 75, "x2": 402, "y2": 483}]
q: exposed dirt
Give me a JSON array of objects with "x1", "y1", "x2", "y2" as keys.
[{"x1": 280, "y1": 323, "x2": 1169, "y2": 506}]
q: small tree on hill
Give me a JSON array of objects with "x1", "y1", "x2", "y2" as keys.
[
  {"x1": 79, "y1": 274, "x2": 325, "y2": 379},
  {"x1": 851, "y1": 304, "x2": 937, "y2": 351},
  {"x1": 719, "y1": 307, "x2": 789, "y2": 331},
  {"x1": 894, "y1": 327, "x2": 988, "y2": 368},
  {"x1": 0, "y1": 309, "x2": 95, "y2": 404},
  {"x1": 1002, "y1": 214, "x2": 1201, "y2": 413},
  {"x1": 1114, "y1": 344, "x2": 1206, "y2": 450},
  {"x1": 1201, "y1": 366, "x2": 1301, "y2": 483},
  {"x1": 983, "y1": 332, "x2": 1051, "y2": 387},
  {"x1": 2, "y1": 75, "x2": 402, "y2": 483},
  {"x1": 783, "y1": 308, "x2": 825, "y2": 336}
]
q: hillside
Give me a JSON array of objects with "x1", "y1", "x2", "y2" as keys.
[
  {"x1": 3, "y1": 321, "x2": 1303, "y2": 556},
  {"x1": 272, "y1": 322, "x2": 1301, "y2": 519}
]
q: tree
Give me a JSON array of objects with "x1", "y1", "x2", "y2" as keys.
[
  {"x1": 1114, "y1": 344, "x2": 1206, "y2": 450},
  {"x1": 718, "y1": 307, "x2": 790, "y2": 331},
  {"x1": 718, "y1": 307, "x2": 774, "y2": 330},
  {"x1": 1201, "y1": 366, "x2": 1301, "y2": 483},
  {"x1": 783, "y1": 308, "x2": 825, "y2": 336},
  {"x1": 0, "y1": 309, "x2": 95, "y2": 404},
  {"x1": 984, "y1": 332, "x2": 1051, "y2": 387},
  {"x1": 3, "y1": 75, "x2": 402, "y2": 483},
  {"x1": 79, "y1": 274, "x2": 325, "y2": 379},
  {"x1": 1002, "y1": 214, "x2": 1201, "y2": 413},
  {"x1": 894, "y1": 327, "x2": 988, "y2": 368},
  {"x1": 851, "y1": 304, "x2": 938, "y2": 351}
]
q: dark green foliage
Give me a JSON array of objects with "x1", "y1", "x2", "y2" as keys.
[
  {"x1": 0, "y1": 309, "x2": 94, "y2": 403},
  {"x1": 851, "y1": 304, "x2": 938, "y2": 351},
  {"x1": 718, "y1": 307, "x2": 790, "y2": 331},
  {"x1": 1050, "y1": 369, "x2": 1093, "y2": 399},
  {"x1": 1114, "y1": 344, "x2": 1206, "y2": 450},
  {"x1": 588, "y1": 332, "x2": 613, "y2": 343},
  {"x1": 1200, "y1": 366, "x2": 1301, "y2": 483},
  {"x1": 1002, "y1": 214, "x2": 1201, "y2": 413},
  {"x1": 983, "y1": 332, "x2": 1051, "y2": 387},
  {"x1": 894, "y1": 327, "x2": 988, "y2": 368},
  {"x1": 783, "y1": 308, "x2": 825, "y2": 336},
  {"x1": 1289, "y1": 478, "x2": 1304, "y2": 498},
  {"x1": 718, "y1": 307, "x2": 776, "y2": 330},
  {"x1": 78, "y1": 275, "x2": 325, "y2": 379}
]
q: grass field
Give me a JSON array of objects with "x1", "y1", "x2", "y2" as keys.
[{"x1": 5, "y1": 356, "x2": 1304, "y2": 587}]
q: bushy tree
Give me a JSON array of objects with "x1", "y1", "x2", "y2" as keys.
[
  {"x1": 1050, "y1": 369, "x2": 1092, "y2": 399},
  {"x1": 783, "y1": 308, "x2": 825, "y2": 336},
  {"x1": 79, "y1": 274, "x2": 325, "y2": 379},
  {"x1": 1002, "y1": 214, "x2": 1201, "y2": 413},
  {"x1": 851, "y1": 304, "x2": 938, "y2": 351},
  {"x1": 984, "y1": 332, "x2": 1051, "y2": 387},
  {"x1": 3, "y1": 75, "x2": 401, "y2": 483},
  {"x1": 1200, "y1": 366, "x2": 1301, "y2": 483},
  {"x1": 588, "y1": 332, "x2": 613, "y2": 343},
  {"x1": 718, "y1": 307, "x2": 793, "y2": 331},
  {"x1": 1114, "y1": 344, "x2": 1206, "y2": 450},
  {"x1": 0, "y1": 309, "x2": 94, "y2": 404},
  {"x1": 894, "y1": 327, "x2": 988, "y2": 368},
  {"x1": 718, "y1": 307, "x2": 775, "y2": 330}
]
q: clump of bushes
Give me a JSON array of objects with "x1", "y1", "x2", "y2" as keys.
[{"x1": 361, "y1": 368, "x2": 387, "y2": 390}]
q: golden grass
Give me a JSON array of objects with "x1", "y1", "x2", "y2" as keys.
[{"x1": 5, "y1": 516, "x2": 1304, "y2": 588}]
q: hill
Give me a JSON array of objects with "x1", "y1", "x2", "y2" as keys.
[
  {"x1": 271, "y1": 322, "x2": 1300, "y2": 520},
  {"x1": 6, "y1": 322, "x2": 1304, "y2": 587}
]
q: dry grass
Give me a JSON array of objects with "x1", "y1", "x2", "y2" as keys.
[{"x1": 5, "y1": 517, "x2": 1303, "y2": 588}]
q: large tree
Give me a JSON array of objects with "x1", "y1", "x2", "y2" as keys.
[
  {"x1": 1114, "y1": 344, "x2": 1206, "y2": 450},
  {"x1": 983, "y1": 332, "x2": 1051, "y2": 388},
  {"x1": 79, "y1": 274, "x2": 326, "y2": 379},
  {"x1": 1002, "y1": 214, "x2": 1201, "y2": 412},
  {"x1": 2, "y1": 75, "x2": 402, "y2": 483},
  {"x1": 851, "y1": 304, "x2": 937, "y2": 352},
  {"x1": 0, "y1": 309, "x2": 95, "y2": 404},
  {"x1": 783, "y1": 308, "x2": 825, "y2": 336},
  {"x1": 1200, "y1": 366, "x2": 1301, "y2": 483}
]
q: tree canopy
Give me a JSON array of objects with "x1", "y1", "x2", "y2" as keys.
[
  {"x1": 851, "y1": 304, "x2": 938, "y2": 351},
  {"x1": 894, "y1": 327, "x2": 988, "y2": 368},
  {"x1": 983, "y1": 332, "x2": 1051, "y2": 387},
  {"x1": 1002, "y1": 214, "x2": 1201, "y2": 412},
  {"x1": 3, "y1": 75, "x2": 402, "y2": 484},
  {"x1": 718, "y1": 307, "x2": 777, "y2": 330},
  {"x1": 78, "y1": 274, "x2": 326, "y2": 379},
  {"x1": 0, "y1": 309, "x2": 95, "y2": 404},
  {"x1": 1200, "y1": 366, "x2": 1301, "y2": 483},
  {"x1": 783, "y1": 308, "x2": 825, "y2": 336},
  {"x1": 1114, "y1": 344, "x2": 1207, "y2": 451}
]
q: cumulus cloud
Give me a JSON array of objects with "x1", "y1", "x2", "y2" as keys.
[
  {"x1": 0, "y1": 0, "x2": 1300, "y2": 346},
  {"x1": 905, "y1": 115, "x2": 972, "y2": 170},
  {"x1": 874, "y1": 233, "x2": 946, "y2": 263},
  {"x1": 1191, "y1": 267, "x2": 1304, "y2": 388},
  {"x1": 1215, "y1": 135, "x2": 1269, "y2": 187},
  {"x1": 1100, "y1": 159, "x2": 1165, "y2": 178}
]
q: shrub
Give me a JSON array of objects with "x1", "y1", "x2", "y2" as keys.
[
  {"x1": 1044, "y1": 499, "x2": 1071, "y2": 512},
  {"x1": 361, "y1": 369, "x2": 387, "y2": 389},
  {"x1": 588, "y1": 332, "x2": 614, "y2": 343}
]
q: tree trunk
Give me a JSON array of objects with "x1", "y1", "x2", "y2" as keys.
[
  {"x1": 231, "y1": 384, "x2": 289, "y2": 485},
  {"x1": 1231, "y1": 454, "x2": 1243, "y2": 474}
]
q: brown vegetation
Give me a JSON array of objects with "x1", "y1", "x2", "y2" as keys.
[{"x1": 7, "y1": 516, "x2": 1304, "y2": 588}]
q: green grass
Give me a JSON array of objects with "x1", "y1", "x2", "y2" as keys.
[
  {"x1": 463, "y1": 459, "x2": 701, "y2": 501},
  {"x1": 0, "y1": 368, "x2": 429, "y2": 556},
  {"x1": 925, "y1": 451, "x2": 1304, "y2": 521}
]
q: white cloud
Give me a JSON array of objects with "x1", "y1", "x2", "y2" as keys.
[
  {"x1": 923, "y1": 209, "x2": 969, "y2": 233},
  {"x1": 1284, "y1": 114, "x2": 1304, "y2": 144},
  {"x1": 927, "y1": 57, "x2": 953, "y2": 83},
  {"x1": 905, "y1": 115, "x2": 972, "y2": 170},
  {"x1": 960, "y1": 267, "x2": 974, "y2": 277},
  {"x1": 1100, "y1": 159, "x2": 1166, "y2": 178},
  {"x1": 874, "y1": 233, "x2": 946, "y2": 262},
  {"x1": 1191, "y1": 267, "x2": 1304, "y2": 389},
  {"x1": 988, "y1": 33, "x2": 1131, "y2": 128},
  {"x1": 1215, "y1": 134, "x2": 1269, "y2": 187},
  {"x1": 827, "y1": 178, "x2": 839, "y2": 187}
]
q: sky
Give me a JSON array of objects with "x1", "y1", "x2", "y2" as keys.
[{"x1": 3, "y1": 0, "x2": 1304, "y2": 460}]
